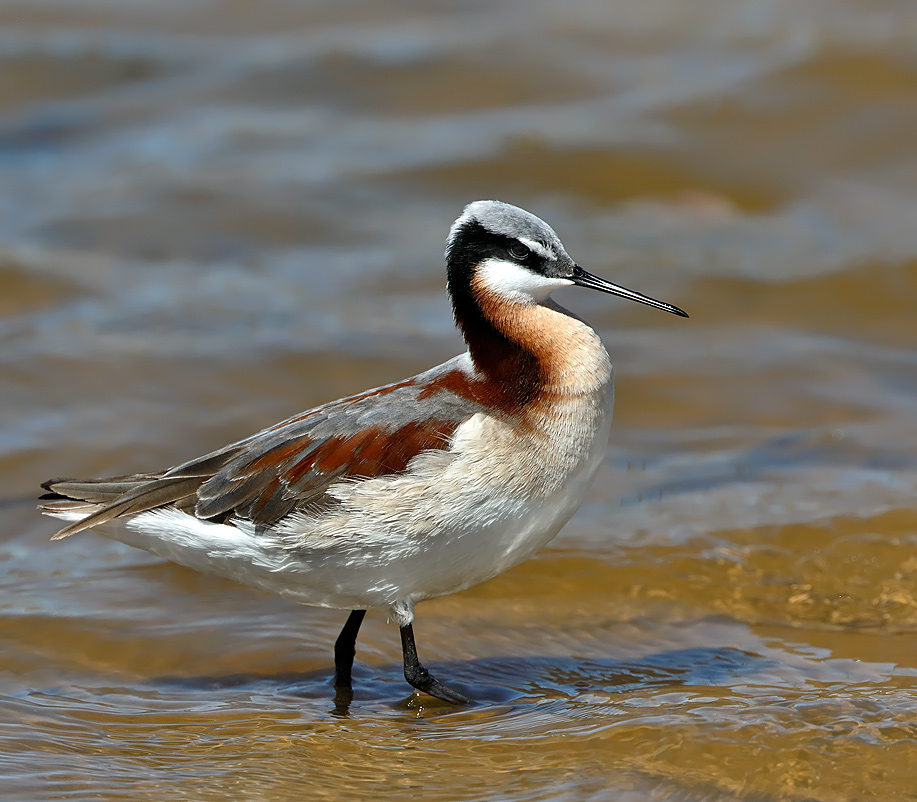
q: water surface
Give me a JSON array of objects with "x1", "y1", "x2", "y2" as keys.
[{"x1": 2, "y1": 1, "x2": 917, "y2": 800}]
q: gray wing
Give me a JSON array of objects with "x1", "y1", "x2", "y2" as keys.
[{"x1": 41, "y1": 355, "x2": 487, "y2": 537}]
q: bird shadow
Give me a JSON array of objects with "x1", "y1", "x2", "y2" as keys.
[{"x1": 152, "y1": 645, "x2": 772, "y2": 717}]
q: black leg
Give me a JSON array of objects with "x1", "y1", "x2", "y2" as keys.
[
  {"x1": 334, "y1": 609, "x2": 366, "y2": 688},
  {"x1": 400, "y1": 622, "x2": 472, "y2": 705}
]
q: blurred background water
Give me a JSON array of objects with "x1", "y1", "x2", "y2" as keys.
[{"x1": 2, "y1": 1, "x2": 917, "y2": 800}]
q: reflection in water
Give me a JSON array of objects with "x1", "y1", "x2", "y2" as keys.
[{"x1": 2, "y1": 1, "x2": 917, "y2": 800}]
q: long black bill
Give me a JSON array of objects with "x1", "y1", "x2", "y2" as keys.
[{"x1": 571, "y1": 265, "x2": 688, "y2": 318}]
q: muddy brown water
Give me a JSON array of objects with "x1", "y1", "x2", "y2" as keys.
[{"x1": 2, "y1": 2, "x2": 917, "y2": 800}]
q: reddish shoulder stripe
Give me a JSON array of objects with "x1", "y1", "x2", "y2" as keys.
[
  {"x1": 197, "y1": 417, "x2": 461, "y2": 525},
  {"x1": 418, "y1": 367, "x2": 536, "y2": 413},
  {"x1": 283, "y1": 419, "x2": 460, "y2": 490}
]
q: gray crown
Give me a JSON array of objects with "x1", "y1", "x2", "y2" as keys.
[{"x1": 447, "y1": 200, "x2": 571, "y2": 262}]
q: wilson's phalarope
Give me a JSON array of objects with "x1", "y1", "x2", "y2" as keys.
[{"x1": 40, "y1": 201, "x2": 687, "y2": 705}]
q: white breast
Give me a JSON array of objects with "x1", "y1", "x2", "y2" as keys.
[{"x1": 265, "y1": 331, "x2": 615, "y2": 613}]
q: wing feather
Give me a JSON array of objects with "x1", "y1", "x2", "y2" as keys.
[{"x1": 40, "y1": 355, "x2": 484, "y2": 536}]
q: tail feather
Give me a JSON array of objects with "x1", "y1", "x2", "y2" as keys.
[
  {"x1": 40, "y1": 474, "x2": 161, "y2": 504},
  {"x1": 40, "y1": 474, "x2": 206, "y2": 540},
  {"x1": 38, "y1": 498, "x2": 98, "y2": 516}
]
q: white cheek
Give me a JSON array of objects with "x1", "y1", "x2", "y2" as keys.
[{"x1": 476, "y1": 258, "x2": 573, "y2": 302}]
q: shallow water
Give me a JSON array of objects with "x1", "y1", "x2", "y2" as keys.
[{"x1": 2, "y1": 1, "x2": 917, "y2": 800}]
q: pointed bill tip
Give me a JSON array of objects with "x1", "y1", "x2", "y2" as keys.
[{"x1": 571, "y1": 265, "x2": 689, "y2": 319}]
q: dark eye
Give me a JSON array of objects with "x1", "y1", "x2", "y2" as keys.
[{"x1": 508, "y1": 242, "x2": 530, "y2": 260}]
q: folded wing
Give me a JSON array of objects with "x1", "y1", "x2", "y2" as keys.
[{"x1": 41, "y1": 358, "x2": 483, "y2": 538}]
